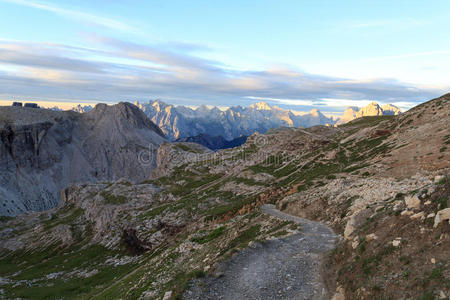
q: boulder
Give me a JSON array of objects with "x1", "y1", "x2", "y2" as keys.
[
  {"x1": 434, "y1": 208, "x2": 450, "y2": 228},
  {"x1": 434, "y1": 175, "x2": 445, "y2": 183},
  {"x1": 404, "y1": 195, "x2": 421, "y2": 209}
]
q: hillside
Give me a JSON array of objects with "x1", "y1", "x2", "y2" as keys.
[
  {"x1": 0, "y1": 94, "x2": 448, "y2": 299},
  {"x1": 0, "y1": 102, "x2": 166, "y2": 216}
]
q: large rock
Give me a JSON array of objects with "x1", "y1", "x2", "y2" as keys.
[
  {"x1": 434, "y1": 208, "x2": 450, "y2": 228},
  {"x1": 404, "y1": 195, "x2": 421, "y2": 209}
]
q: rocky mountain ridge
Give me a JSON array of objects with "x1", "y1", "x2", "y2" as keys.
[
  {"x1": 136, "y1": 99, "x2": 401, "y2": 141},
  {"x1": 136, "y1": 100, "x2": 336, "y2": 140},
  {"x1": 0, "y1": 102, "x2": 166, "y2": 216}
]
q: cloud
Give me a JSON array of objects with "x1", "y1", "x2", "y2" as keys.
[
  {"x1": 0, "y1": 38, "x2": 446, "y2": 112},
  {"x1": 0, "y1": 0, "x2": 135, "y2": 32}
]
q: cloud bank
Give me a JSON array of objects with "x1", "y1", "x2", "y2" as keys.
[{"x1": 0, "y1": 37, "x2": 446, "y2": 112}]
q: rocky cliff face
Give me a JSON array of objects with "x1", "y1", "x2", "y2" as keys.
[{"x1": 0, "y1": 103, "x2": 166, "y2": 216}]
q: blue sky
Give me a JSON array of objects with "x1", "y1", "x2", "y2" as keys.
[{"x1": 0, "y1": 0, "x2": 449, "y2": 112}]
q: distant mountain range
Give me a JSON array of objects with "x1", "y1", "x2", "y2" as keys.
[
  {"x1": 60, "y1": 100, "x2": 401, "y2": 144},
  {"x1": 135, "y1": 100, "x2": 336, "y2": 141}
]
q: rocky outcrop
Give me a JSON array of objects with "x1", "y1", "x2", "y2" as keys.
[{"x1": 0, "y1": 102, "x2": 166, "y2": 216}]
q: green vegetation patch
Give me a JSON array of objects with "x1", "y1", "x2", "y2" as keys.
[
  {"x1": 42, "y1": 205, "x2": 84, "y2": 231},
  {"x1": 221, "y1": 224, "x2": 261, "y2": 254},
  {"x1": 191, "y1": 226, "x2": 227, "y2": 244},
  {"x1": 100, "y1": 191, "x2": 128, "y2": 205}
]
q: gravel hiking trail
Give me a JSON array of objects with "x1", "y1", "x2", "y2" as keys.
[{"x1": 183, "y1": 204, "x2": 338, "y2": 300}]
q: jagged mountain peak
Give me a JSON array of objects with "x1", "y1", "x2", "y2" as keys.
[
  {"x1": 86, "y1": 102, "x2": 165, "y2": 137},
  {"x1": 309, "y1": 108, "x2": 321, "y2": 116},
  {"x1": 249, "y1": 101, "x2": 272, "y2": 110}
]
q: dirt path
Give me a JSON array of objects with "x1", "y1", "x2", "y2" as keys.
[{"x1": 183, "y1": 204, "x2": 338, "y2": 300}]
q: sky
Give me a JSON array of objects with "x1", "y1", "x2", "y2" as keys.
[{"x1": 0, "y1": 0, "x2": 449, "y2": 113}]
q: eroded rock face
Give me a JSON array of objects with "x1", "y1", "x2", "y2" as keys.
[{"x1": 0, "y1": 103, "x2": 166, "y2": 216}]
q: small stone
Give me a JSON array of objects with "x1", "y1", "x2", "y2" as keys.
[
  {"x1": 410, "y1": 211, "x2": 425, "y2": 220},
  {"x1": 352, "y1": 240, "x2": 359, "y2": 249},
  {"x1": 431, "y1": 258, "x2": 436, "y2": 264},
  {"x1": 393, "y1": 201, "x2": 404, "y2": 211},
  {"x1": 332, "y1": 285, "x2": 345, "y2": 300},
  {"x1": 162, "y1": 291, "x2": 172, "y2": 300},
  {"x1": 424, "y1": 200, "x2": 432, "y2": 205},
  {"x1": 392, "y1": 238, "x2": 402, "y2": 247},
  {"x1": 365, "y1": 233, "x2": 378, "y2": 242},
  {"x1": 427, "y1": 213, "x2": 435, "y2": 218},
  {"x1": 440, "y1": 290, "x2": 447, "y2": 299},
  {"x1": 204, "y1": 265, "x2": 210, "y2": 272},
  {"x1": 401, "y1": 210, "x2": 414, "y2": 216}
]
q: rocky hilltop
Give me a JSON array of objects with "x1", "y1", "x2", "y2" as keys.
[
  {"x1": 0, "y1": 94, "x2": 448, "y2": 299},
  {"x1": 0, "y1": 102, "x2": 166, "y2": 216}
]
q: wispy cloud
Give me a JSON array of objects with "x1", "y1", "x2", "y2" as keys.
[{"x1": 0, "y1": 0, "x2": 135, "y2": 32}]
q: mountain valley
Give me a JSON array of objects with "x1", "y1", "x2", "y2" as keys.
[{"x1": 0, "y1": 94, "x2": 448, "y2": 299}]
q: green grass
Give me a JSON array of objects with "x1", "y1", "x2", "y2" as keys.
[
  {"x1": 100, "y1": 191, "x2": 128, "y2": 205},
  {"x1": 0, "y1": 215, "x2": 14, "y2": 223},
  {"x1": 436, "y1": 196, "x2": 448, "y2": 209},
  {"x1": 339, "y1": 116, "x2": 394, "y2": 128},
  {"x1": 232, "y1": 176, "x2": 266, "y2": 186},
  {"x1": 191, "y1": 226, "x2": 227, "y2": 244},
  {"x1": 42, "y1": 206, "x2": 84, "y2": 231},
  {"x1": 0, "y1": 242, "x2": 139, "y2": 300},
  {"x1": 222, "y1": 224, "x2": 261, "y2": 254}
]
